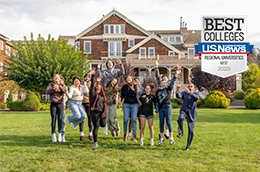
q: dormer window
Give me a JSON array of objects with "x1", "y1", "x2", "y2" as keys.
[{"x1": 104, "y1": 24, "x2": 125, "y2": 34}]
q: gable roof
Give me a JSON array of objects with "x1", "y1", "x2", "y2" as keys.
[
  {"x1": 126, "y1": 33, "x2": 182, "y2": 54},
  {"x1": 76, "y1": 9, "x2": 150, "y2": 40}
]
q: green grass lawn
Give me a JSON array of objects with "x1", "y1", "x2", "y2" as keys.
[{"x1": 0, "y1": 109, "x2": 260, "y2": 172}]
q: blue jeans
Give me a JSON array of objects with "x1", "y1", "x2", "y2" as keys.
[
  {"x1": 159, "y1": 104, "x2": 173, "y2": 133},
  {"x1": 68, "y1": 100, "x2": 86, "y2": 127},
  {"x1": 123, "y1": 103, "x2": 138, "y2": 135}
]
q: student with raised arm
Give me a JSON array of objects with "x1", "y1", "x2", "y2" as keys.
[
  {"x1": 156, "y1": 67, "x2": 181, "y2": 145},
  {"x1": 155, "y1": 59, "x2": 170, "y2": 140},
  {"x1": 176, "y1": 83, "x2": 199, "y2": 150}
]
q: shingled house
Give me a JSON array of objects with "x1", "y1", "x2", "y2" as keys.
[{"x1": 59, "y1": 9, "x2": 201, "y2": 87}]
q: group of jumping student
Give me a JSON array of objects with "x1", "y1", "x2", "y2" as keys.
[{"x1": 46, "y1": 59, "x2": 199, "y2": 150}]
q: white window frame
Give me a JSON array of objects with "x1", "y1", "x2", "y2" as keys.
[
  {"x1": 188, "y1": 48, "x2": 195, "y2": 59},
  {"x1": 128, "y1": 39, "x2": 135, "y2": 47},
  {"x1": 104, "y1": 25, "x2": 109, "y2": 34},
  {"x1": 168, "y1": 51, "x2": 175, "y2": 56},
  {"x1": 0, "y1": 40, "x2": 3, "y2": 51},
  {"x1": 104, "y1": 24, "x2": 126, "y2": 34},
  {"x1": 0, "y1": 62, "x2": 3, "y2": 72},
  {"x1": 169, "y1": 37, "x2": 174, "y2": 43},
  {"x1": 148, "y1": 47, "x2": 155, "y2": 58},
  {"x1": 108, "y1": 42, "x2": 122, "y2": 57},
  {"x1": 84, "y1": 41, "x2": 91, "y2": 54},
  {"x1": 176, "y1": 36, "x2": 181, "y2": 42},
  {"x1": 139, "y1": 47, "x2": 146, "y2": 59},
  {"x1": 5, "y1": 45, "x2": 11, "y2": 56}
]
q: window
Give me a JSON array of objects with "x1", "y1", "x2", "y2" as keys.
[
  {"x1": 6, "y1": 45, "x2": 11, "y2": 56},
  {"x1": 169, "y1": 37, "x2": 174, "y2": 43},
  {"x1": 128, "y1": 39, "x2": 135, "y2": 47},
  {"x1": 0, "y1": 40, "x2": 3, "y2": 51},
  {"x1": 163, "y1": 37, "x2": 168, "y2": 42},
  {"x1": 0, "y1": 62, "x2": 3, "y2": 72},
  {"x1": 139, "y1": 47, "x2": 146, "y2": 59},
  {"x1": 188, "y1": 48, "x2": 195, "y2": 59},
  {"x1": 148, "y1": 47, "x2": 155, "y2": 58},
  {"x1": 104, "y1": 24, "x2": 125, "y2": 34},
  {"x1": 176, "y1": 37, "x2": 181, "y2": 42},
  {"x1": 168, "y1": 51, "x2": 175, "y2": 56},
  {"x1": 84, "y1": 41, "x2": 91, "y2": 54},
  {"x1": 108, "y1": 42, "x2": 122, "y2": 57}
]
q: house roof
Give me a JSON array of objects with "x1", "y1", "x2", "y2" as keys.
[
  {"x1": 58, "y1": 35, "x2": 76, "y2": 40},
  {"x1": 76, "y1": 9, "x2": 150, "y2": 40},
  {"x1": 183, "y1": 30, "x2": 201, "y2": 44},
  {"x1": 126, "y1": 33, "x2": 182, "y2": 54}
]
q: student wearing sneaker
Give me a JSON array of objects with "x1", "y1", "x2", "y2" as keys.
[
  {"x1": 121, "y1": 75, "x2": 139, "y2": 142},
  {"x1": 67, "y1": 76, "x2": 88, "y2": 130},
  {"x1": 80, "y1": 73, "x2": 92, "y2": 141},
  {"x1": 89, "y1": 69, "x2": 107, "y2": 147},
  {"x1": 103, "y1": 78, "x2": 121, "y2": 137},
  {"x1": 97, "y1": 59, "x2": 125, "y2": 136},
  {"x1": 59, "y1": 76, "x2": 68, "y2": 142},
  {"x1": 176, "y1": 83, "x2": 199, "y2": 150},
  {"x1": 156, "y1": 67, "x2": 181, "y2": 145},
  {"x1": 155, "y1": 59, "x2": 170, "y2": 140},
  {"x1": 45, "y1": 74, "x2": 67, "y2": 142},
  {"x1": 139, "y1": 85, "x2": 157, "y2": 146}
]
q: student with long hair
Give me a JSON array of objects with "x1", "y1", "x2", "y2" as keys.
[
  {"x1": 103, "y1": 78, "x2": 121, "y2": 137},
  {"x1": 121, "y1": 75, "x2": 139, "y2": 142},
  {"x1": 139, "y1": 85, "x2": 157, "y2": 146},
  {"x1": 156, "y1": 68, "x2": 181, "y2": 145},
  {"x1": 46, "y1": 74, "x2": 67, "y2": 142},
  {"x1": 89, "y1": 69, "x2": 107, "y2": 147},
  {"x1": 67, "y1": 76, "x2": 88, "y2": 130}
]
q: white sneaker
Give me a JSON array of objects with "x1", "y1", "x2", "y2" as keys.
[
  {"x1": 93, "y1": 142, "x2": 98, "y2": 147},
  {"x1": 52, "y1": 133, "x2": 57, "y2": 143},
  {"x1": 127, "y1": 134, "x2": 133, "y2": 140},
  {"x1": 103, "y1": 126, "x2": 108, "y2": 135},
  {"x1": 150, "y1": 139, "x2": 154, "y2": 146},
  {"x1": 61, "y1": 134, "x2": 66, "y2": 142},
  {"x1": 158, "y1": 138, "x2": 164, "y2": 145},
  {"x1": 140, "y1": 138, "x2": 144, "y2": 146},
  {"x1": 169, "y1": 138, "x2": 174, "y2": 145},
  {"x1": 58, "y1": 133, "x2": 62, "y2": 142}
]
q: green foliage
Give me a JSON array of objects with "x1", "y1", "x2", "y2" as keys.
[
  {"x1": 3, "y1": 33, "x2": 90, "y2": 93},
  {"x1": 245, "y1": 88, "x2": 254, "y2": 95},
  {"x1": 233, "y1": 89, "x2": 245, "y2": 99},
  {"x1": 0, "y1": 102, "x2": 7, "y2": 109},
  {"x1": 244, "y1": 88, "x2": 260, "y2": 109},
  {"x1": 9, "y1": 100, "x2": 24, "y2": 111},
  {"x1": 171, "y1": 102, "x2": 179, "y2": 108},
  {"x1": 204, "y1": 90, "x2": 230, "y2": 109},
  {"x1": 40, "y1": 102, "x2": 50, "y2": 111},
  {"x1": 6, "y1": 93, "x2": 13, "y2": 108},
  {"x1": 196, "y1": 98, "x2": 205, "y2": 107},
  {"x1": 171, "y1": 98, "x2": 182, "y2": 105},
  {"x1": 242, "y1": 63, "x2": 260, "y2": 91},
  {"x1": 22, "y1": 91, "x2": 41, "y2": 111}
]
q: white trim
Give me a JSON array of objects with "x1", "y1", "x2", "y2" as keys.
[
  {"x1": 0, "y1": 62, "x2": 3, "y2": 72},
  {"x1": 0, "y1": 40, "x2": 3, "y2": 51},
  {"x1": 188, "y1": 48, "x2": 195, "y2": 59},
  {"x1": 128, "y1": 39, "x2": 135, "y2": 47},
  {"x1": 76, "y1": 9, "x2": 150, "y2": 40},
  {"x1": 148, "y1": 47, "x2": 155, "y2": 58},
  {"x1": 126, "y1": 33, "x2": 182, "y2": 54},
  {"x1": 139, "y1": 47, "x2": 146, "y2": 59},
  {"x1": 84, "y1": 41, "x2": 91, "y2": 54}
]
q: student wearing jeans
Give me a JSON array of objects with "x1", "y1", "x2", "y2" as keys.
[
  {"x1": 121, "y1": 75, "x2": 139, "y2": 142},
  {"x1": 46, "y1": 74, "x2": 67, "y2": 143},
  {"x1": 67, "y1": 76, "x2": 89, "y2": 130},
  {"x1": 156, "y1": 68, "x2": 181, "y2": 145}
]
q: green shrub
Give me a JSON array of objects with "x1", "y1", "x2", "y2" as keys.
[
  {"x1": 196, "y1": 98, "x2": 205, "y2": 107},
  {"x1": 171, "y1": 102, "x2": 179, "y2": 108},
  {"x1": 7, "y1": 93, "x2": 13, "y2": 108},
  {"x1": 171, "y1": 98, "x2": 182, "y2": 105},
  {"x1": 0, "y1": 102, "x2": 7, "y2": 109},
  {"x1": 244, "y1": 88, "x2": 260, "y2": 109},
  {"x1": 9, "y1": 100, "x2": 24, "y2": 111},
  {"x1": 204, "y1": 90, "x2": 230, "y2": 109},
  {"x1": 40, "y1": 102, "x2": 50, "y2": 111},
  {"x1": 22, "y1": 91, "x2": 41, "y2": 111},
  {"x1": 245, "y1": 88, "x2": 254, "y2": 95},
  {"x1": 233, "y1": 89, "x2": 245, "y2": 99}
]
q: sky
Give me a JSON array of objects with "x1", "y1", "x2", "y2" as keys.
[{"x1": 0, "y1": 0, "x2": 259, "y2": 48}]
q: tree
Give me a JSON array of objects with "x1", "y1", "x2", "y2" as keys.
[
  {"x1": 2, "y1": 33, "x2": 90, "y2": 93},
  {"x1": 242, "y1": 63, "x2": 260, "y2": 91},
  {"x1": 191, "y1": 65, "x2": 236, "y2": 92}
]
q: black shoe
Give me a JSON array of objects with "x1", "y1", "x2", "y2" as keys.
[
  {"x1": 177, "y1": 133, "x2": 183, "y2": 138},
  {"x1": 164, "y1": 134, "x2": 169, "y2": 139}
]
